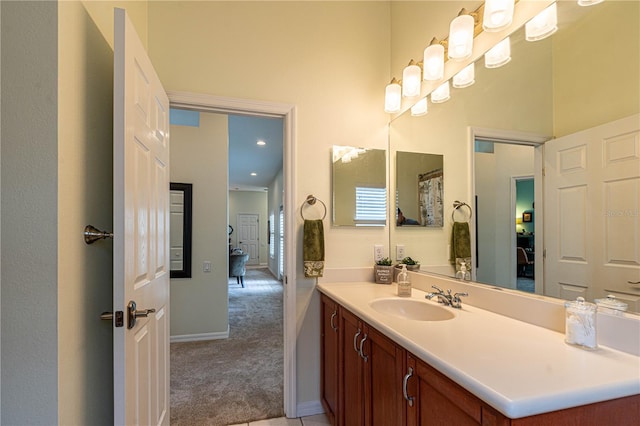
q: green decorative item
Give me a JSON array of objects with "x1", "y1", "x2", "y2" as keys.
[
  {"x1": 400, "y1": 256, "x2": 420, "y2": 266},
  {"x1": 376, "y1": 257, "x2": 393, "y2": 266}
]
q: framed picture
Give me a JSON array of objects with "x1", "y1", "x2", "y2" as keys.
[{"x1": 523, "y1": 212, "x2": 532, "y2": 222}]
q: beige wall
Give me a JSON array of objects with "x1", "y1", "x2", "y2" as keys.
[
  {"x1": 553, "y1": 0, "x2": 640, "y2": 137},
  {"x1": 2, "y1": 1, "x2": 148, "y2": 424},
  {"x1": 147, "y1": 0, "x2": 391, "y2": 408},
  {"x1": 58, "y1": 2, "x2": 149, "y2": 424},
  {"x1": 229, "y1": 190, "x2": 269, "y2": 265},
  {"x1": 170, "y1": 112, "x2": 230, "y2": 337}
]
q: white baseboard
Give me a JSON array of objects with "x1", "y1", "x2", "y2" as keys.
[
  {"x1": 296, "y1": 400, "x2": 324, "y2": 418},
  {"x1": 170, "y1": 328, "x2": 229, "y2": 343}
]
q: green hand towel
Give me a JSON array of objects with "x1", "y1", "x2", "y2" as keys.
[
  {"x1": 450, "y1": 221, "x2": 471, "y2": 264},
  {"x1": 303, "y1": 219, "x2": 325, "y2": 278}
]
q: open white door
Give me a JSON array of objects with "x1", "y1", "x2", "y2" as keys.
[
  {"x1": 544, "y1": 114, "x2": 640, "y2": 309},
  {"x1": 113, "y1": 8, "x2": 170, "y2": 425}
]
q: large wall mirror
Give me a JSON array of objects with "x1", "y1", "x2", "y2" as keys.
[
  {"x1": 170, "y1": 182, "x2": 193, "y2": 278},
  {"x1": 332, "y1": 145, "x2": 387, "y2": 227},
  {"x1": 389, "y1": 1, "x2": 639, "y2": 312}
]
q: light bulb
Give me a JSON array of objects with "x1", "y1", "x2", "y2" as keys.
[
  {"x1": 423, "y1": 44, "x2": 445, "y2": 81},
  {"x1": 453, "y1": 63, "x2": 475, "y2": 88},
  {"x1": 402, "y1": 63, "x2": 422, "y2": 97},
  {"x1": 431, "y1": 81, "x2": 450, "y2": 104},
  {"x1": 485, "y1": 37, "x2": 511, "y2": 68},
  {"x1": 448, "y1": 14, "x2": 475, "y2": 61},
  {"x1": 384, "y1": 81, "x2": 402, "y2": 113},
  {"x1": 526, "y1": 3, "x2": 558, "y2": 42},
  {"x1": 411, "y1": 98, "x2": 428, "y2": 116},
  {"x1": 483, "y1": 0, "x2": 515, "y2": 32}
]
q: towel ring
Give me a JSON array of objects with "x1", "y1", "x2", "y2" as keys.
[
  {"x1": 452, "y1": 201, "x2": 472, "y2": 222},
  {"x1": 300, "y1": 194, "x2": 327, "y2": 221}
]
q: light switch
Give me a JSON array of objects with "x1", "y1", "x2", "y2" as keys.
[
  {"x1": 396, "y1": 244, "x2": 405, "y2": 261},
  {"x1": 203, "y1": 261, "x2": 212, "y2": 272}
]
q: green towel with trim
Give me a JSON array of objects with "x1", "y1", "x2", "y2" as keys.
[
  {"x1": 303, "y1": 219, "x2": 324, "y2": 277},
  {"x1": 450, "y1": 221, "x2": 471, "y2": 264}
]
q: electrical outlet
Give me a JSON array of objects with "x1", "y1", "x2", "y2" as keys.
[
  {"x1": 396, "y1": 244, "x2": 405, "y2": 261},
  {"x1": 203, "y1": 261, "x2": 212, "y2": 272},
  {"x1": 374, "y1": 244, "x2": 384, "y2": 262}
]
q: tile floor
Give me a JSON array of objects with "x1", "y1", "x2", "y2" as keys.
[{"x1": 229, "y1": 413, "x2": 330, "y2": 426}]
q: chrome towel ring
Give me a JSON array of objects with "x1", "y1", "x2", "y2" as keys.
[
  {"x1": 300, "y1": 194, "x2": 327, "y2": 221},
  {"x1": 452, "y1": 201, "x2": 472, "y2": 222}
]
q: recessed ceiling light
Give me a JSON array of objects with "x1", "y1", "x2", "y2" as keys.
[
  {"x1": 250, "y1": 172, "x2": 257, "y2": 176},
  {"x1": 257, "y1": 140, "x2": 266, "y2": 146}
]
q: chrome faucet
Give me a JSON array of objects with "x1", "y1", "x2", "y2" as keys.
[{"x1": 425, "y1": 285, "x2": 468, "y2": 309}]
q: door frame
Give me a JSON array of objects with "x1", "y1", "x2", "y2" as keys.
[
  {"x1": 468, "y1": 126, "x2": 548, "y2": 288},
  {"x1": 168, "y1": 91, "x2": 297, "y2": 417}
]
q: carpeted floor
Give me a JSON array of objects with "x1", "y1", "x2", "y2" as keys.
[{"x1": 170, "y1": 268, "x2": 284, "y2": 425}]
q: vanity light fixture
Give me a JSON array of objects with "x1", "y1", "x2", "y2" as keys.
[
  {"x1": 257, "y1": 140, "x2": 266, "y2": 146},
  {"x1": 525, "y1": 3, "x2": 558, "y2": 42},
  {"x1": 402, "y1": 60, "x2": 422, "y2": 97},
  {"x1": 411, "y1": 97, "x2": 428, "y2": 116},
  {"x1": 384, "y1": 78, "x2": 402, "y2": 113},
  {"x1": 453, "y1": 62, "x2": 475, "y2": 88},
  {"x1": 483, "y1": 0, "x2": 515, "y2": 32},
  {"x1": 431, "y1": 81, "x2": 451, "y2": 104},
  {"x1": 578, "y1": 0, "x2": 604, "y2": 6},
  {"x1": 423, "y1": 39, "x2": 445, "y2": 81},
  {"x1": 448, "y1": 10, "x2": 475, "y2": 61},
  {"x1": 485, "y1": 37, "x2": 511, "y2": 68}
]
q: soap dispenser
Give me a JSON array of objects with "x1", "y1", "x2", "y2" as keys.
[
  {"x1": 456, "y1": 260, "x2": 471, "y2": 281},
  {"x1": 397, "y1": 264, "x2": 412, "y2": 297}
]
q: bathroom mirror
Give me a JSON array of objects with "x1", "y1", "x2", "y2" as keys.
[
  {"x1": 170, "y1": 182, "x2": 193, "y2": 278},
  {"x1": 395, "y1": 151, "x2": 443, "y2": 227},
  {"x1": 389, "y1": 1, "x2": 639, "y2": 311},
  {"x1": 332, "y1": 145, "x2": 386, "y2": 227}
]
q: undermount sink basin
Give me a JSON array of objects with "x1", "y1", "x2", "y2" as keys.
[{"x1": 369, "y1": 298, "x2": 455, "y2": 321}]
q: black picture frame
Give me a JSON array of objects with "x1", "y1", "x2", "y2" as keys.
[
  {"x1": 523, "y1": 212, "x2": 532, "y2": 223},
  {"x1": 170, "y1": 182, "x2": 193, "y2": 279}
]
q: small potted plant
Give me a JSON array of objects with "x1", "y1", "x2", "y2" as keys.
[
  {"x1": 374, "y1": 257, "x2": 394, "y2": 284},
  {"x1": 394, "y1": 256, "x2": 420, "y2": 281}
]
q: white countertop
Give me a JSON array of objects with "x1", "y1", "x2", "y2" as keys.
[{"x1": 317, "y1": 281, "x2": 640, "y2": 419}]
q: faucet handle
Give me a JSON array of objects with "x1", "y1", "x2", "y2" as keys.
[
  {"x1": 451, "y1": 292, "x2": 468, "y2": 308},
  {"x1": 431, "y1": 285, "x2": 444, "y2": 294}
]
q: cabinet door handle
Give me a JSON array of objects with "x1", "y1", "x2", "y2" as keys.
[
  {"x1": 353, "y1": 329, "x2": 362, "y2": 354},
  {"x1": 403, "y1": 367, "x2": 415, "y2": 407},
  {"x1": 358, "y1": 333, "x2": 368, "y2": 362},
  {"x1": 330, "y1": 311, "x2": 338, "y2": 332}
]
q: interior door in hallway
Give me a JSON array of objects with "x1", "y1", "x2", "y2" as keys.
[
  {"x1": 113, "y1": 8, "x2": 170, "y2": 425},
  {"x1": 238, "y1": 213, "x2": 260, "y2": 265}
]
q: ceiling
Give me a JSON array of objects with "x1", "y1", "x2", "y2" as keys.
[
  {"x1": 170, "y1": 108, "x2": 284, "y2": 192},
  {"x1": 228, "y1": 114, "x2": 284, "y2": 191}
]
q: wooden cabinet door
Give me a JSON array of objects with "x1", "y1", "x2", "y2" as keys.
[
  {"x1": 414, "y1": 357, "x2": 483, "y2": 426},
  {"x1": 321, "y1": 294, "x2": 340, "y2": 425},
  {"x1": 340, "y1": 308, "x2": 365, "y2": 426},
  {"x1": 363, "y1": 326, "x2": 407, "y2": 426}
]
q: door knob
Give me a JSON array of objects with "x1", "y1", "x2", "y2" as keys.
[{"x1": 127, "y1": 300, "x2": 156, "y2": 329}]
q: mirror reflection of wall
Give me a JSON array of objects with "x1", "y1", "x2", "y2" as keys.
[
  {"x1": 395, "y1": 151, "x2": 443, "y2": 227},
  {"x1": 332, "y1": 145, "x2": 387, "y2": 227}
]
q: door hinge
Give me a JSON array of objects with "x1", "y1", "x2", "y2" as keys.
[
  {"x1": 542, "y1": 167, "x2": 546, "y2": 177},
  {"x1": 543, "y1": 248, "x2": 546, "y2": 259}
]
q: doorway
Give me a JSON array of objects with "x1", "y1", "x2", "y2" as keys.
[
  {"x1": 168, "y1": 92, "x2": 297, "y2": 417},
  {"x1": 471, "y1": 127, "x2": 547, "y2": 293}
]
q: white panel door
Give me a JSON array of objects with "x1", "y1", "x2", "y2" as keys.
[
  {"x1": 545, "y1": 114, "x2": 640, "y2": 309},
  {"x1": 238, "y1": 213, "x2": 260, "y2": 265},
  {"x1": 113, "y1": 8, "x2": 170, "y2": 426}
]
